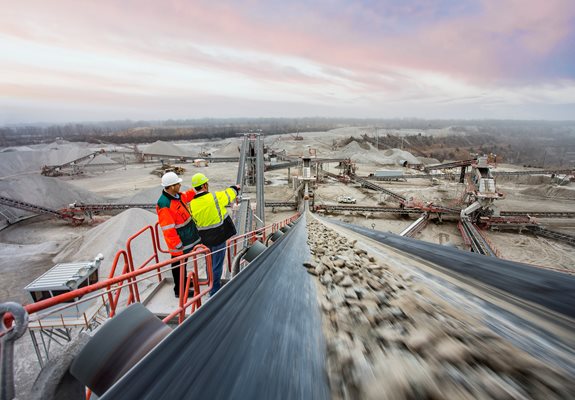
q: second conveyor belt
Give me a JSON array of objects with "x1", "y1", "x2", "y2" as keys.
[{"x1": 324, "y1": 219, "x2": 575, "y2": 321}]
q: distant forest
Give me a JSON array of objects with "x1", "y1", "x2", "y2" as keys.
[{"x1": 1, "y1": 118, "x2": 574, "y2": 167}]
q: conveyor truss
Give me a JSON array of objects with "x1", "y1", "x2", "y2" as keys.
[
  {"x1": 0, "y1": 197, "x2": 297, "y2": 226},
  {"x1": 458, "y1": 217, "x2": 499, "y2": 257},
  {"x1": 40, "y1": 150, "x2": 108, "y2": 177}
]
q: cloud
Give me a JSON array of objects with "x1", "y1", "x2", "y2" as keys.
[{"x1": 0, "y1": 0, "x2": 574, "y2": 122}]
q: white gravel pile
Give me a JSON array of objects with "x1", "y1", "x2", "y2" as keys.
[
  {"x1": 0, "y1": 242, "x2": 62, "y2": 302},
  {"x1": 521, "y1": 184, "x2": 575, "y2": 200},
  {"x1": 416, "y1": 156, "x2": 440, "y2": 165},
  {"x1": 215, "y1": 139, "x2": 242, "y2": 157},
  {"x1": 337, "y1": 142, "x2": 421, "y2": 166},
  {"x1": 143, "y1": 141, "x2": 189, "y2": 157},
  {"x1": 54, "y1": 208, "x2": 168, "y2": 278},
  {"x1": 89, "y1": 153, "x2": 118, "y2": 165},
  {"x1": 115, "y1": 186, "x2": 163, "y2": 204},
  {"x1": 0, "y1": 175, "x2": 105, "y2": 222},
  {"x1": 0, "y1": 142, "x2": 96, "y2": 177},
  {"x1": 175, "y1": 141, "x2": 213, "y2": 155},
  {"x1": 379, "y1": 148, "x2": 421, "y2": 165},
  {"x1": 115, "y1": 184, "x2": 195, "y2": 205},
  {"x1": 327, "y1": 127, "x2": 365, "y2": 136},
  {"x1": 1, "y1": 146, "x2": 35, "y2": 152}
]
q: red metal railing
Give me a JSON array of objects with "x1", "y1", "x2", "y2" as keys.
[
  {"x1": 0, "y1": 214, "x2": 300, "y2": 332},
  {"x1": 163, "y1": 246, "x2": 213, "y2": 325},
  {"x1": 21, "y1": 213, "x2": 299, "y2": 324},
  {"x1": 0, "y1": 213, "x2": 298, "y2": 400},
  {"x1": 225, "y1": 213, "x2": 300, "y2": 272},
  {"x1": 106, "y1": 224, "x2": 161, "y2": 309},
  {"x1": 106, "y1": 250, "x2": 130, "y2": 318},
  {"x1": 126, "y1": 225, "x2": 161, "y2": 283}
]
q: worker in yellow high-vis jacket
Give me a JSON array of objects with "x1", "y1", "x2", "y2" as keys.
[{"x1": 189, "y1": 173, "x2": 240, "y2": 296}]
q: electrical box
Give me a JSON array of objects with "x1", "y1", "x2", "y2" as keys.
[{"x1": 24, "y1": 254, "x2": 103, "y2": 303}]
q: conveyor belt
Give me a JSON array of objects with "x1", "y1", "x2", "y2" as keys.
[
  {"x1": 459, "y1": 218, "x2": 497, "y2": 256},
  {"x1": 366, "y1": 169, "x2": 574, "y2": 180},
  {"x1": 350, "y1": 174, "x2": 407, "y2": 203},
  {"x1": 493, "y1": 169, "x2": 573, "y2": 177},
  {"x1": 64, "y1": 202, "x2": 298, "y2": 213},
  {"x1": 326, "y1": 219, "x2": 575, "y2": 321},
  {"x1": 367, "y1": 173, "x2": 435, "y2": 180},
  {"x1": 266, "y1": 158, "x2": 347, "y2": 171},
  {"x1": 41, "y1": 150, "x2": 105, "y2": 176},
  {"x1": 70, "y1": 203, "x2": 156, "y2": 211},
  {"x1": 314, "y1": 204, "x2": 460, "y2": 215},
  {"x1": 399, "y1": 213, "x2": 429, "y2": 237},
  {"x1": 265, "y1": 201, "x2": 298, "y2": 209},
  {"x1": 424, "y1": 159, "x2": 474, "y2": 171},
  {"x1": 315, "y1": 204, "x2": 422, "y2": 214},
  {"x1": 102, "y1": 215, "x2": 329, "y2": 400},
  {"x1": 0, "y1": 195, "x2": 66, "y2": 218},
  {"x1": 501, "y1": 210, "x2": 575, "y2": 218},
  {"x1": 527, "y1": 226, "x2": 575, "y2": 246},
  {"x1": 255, "y1": 135, "x2": 265, "y2": 227},
  {"x1": 124, "y1": 152, "x2": 240, "y2": 163},
  {"x1": 265, "y1": 160, "x2": 299, "y2": 171},
  {"x1": 319, "y1": 170, "x2": 406, "y2": 203}
]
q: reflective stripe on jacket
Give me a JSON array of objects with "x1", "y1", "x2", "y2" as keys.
[
  {"x1": 189, "y1": 187, "x2": 238, "y2": 244},
  {"x1": 156, "y1": 189, "x2": 200, "y2": 255}
]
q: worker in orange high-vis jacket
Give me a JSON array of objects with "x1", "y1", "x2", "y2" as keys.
[
  {"x1": 188, "y1": 173, "x2": 240, "y2": 296},
  {"x1": 156, "y1": 172, "x2": 200, "y2": 298}
]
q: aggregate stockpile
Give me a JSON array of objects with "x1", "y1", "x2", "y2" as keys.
[
  {"x1": 0, "y1": 175, "x2": 105, "y2": 226},
  {"x1": 305, "y1": 219, "x2": 574, "y2": 399},
  {"x1": 337, "y1": 143, "x2": 421, "y2": 166},
  {"x1": 54, "y1": 208, "x2": 169, "y2": 277}
]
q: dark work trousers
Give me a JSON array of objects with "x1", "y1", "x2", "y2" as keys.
[{"x1": 171, "y1": 255, "x2": 188, "y2": 297}]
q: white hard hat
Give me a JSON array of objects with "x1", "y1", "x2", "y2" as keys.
[{"x1": 161, "y1": 172, "x2": 183, "y2": 187}]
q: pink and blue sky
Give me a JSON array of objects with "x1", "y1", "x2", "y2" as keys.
[{"x1": 1, "y1": 0, "x2": 574, "y2": 123}]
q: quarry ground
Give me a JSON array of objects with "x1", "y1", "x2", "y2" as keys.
[{"x1": 1, "y1": 127, "x2": 574, "y2": 398}]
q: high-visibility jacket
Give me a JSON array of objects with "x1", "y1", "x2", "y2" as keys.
[
  {"x1": 156, "y1": 189, "x2": 200, "y2": 256},
  {"x1": 189, "y1": 187, "x2": 238, "y2": 246}
]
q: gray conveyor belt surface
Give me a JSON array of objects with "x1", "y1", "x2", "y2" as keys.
[
  {"x1": 102, "y1": 215, "x2": 329, "y2": 400},
  {"x1": 327, "y1": 219, "x2": 575, "y2": 320}
]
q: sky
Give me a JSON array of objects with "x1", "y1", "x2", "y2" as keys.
[{"x1": 1, "y1": 0, "x2": 575, "y2": 124}]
